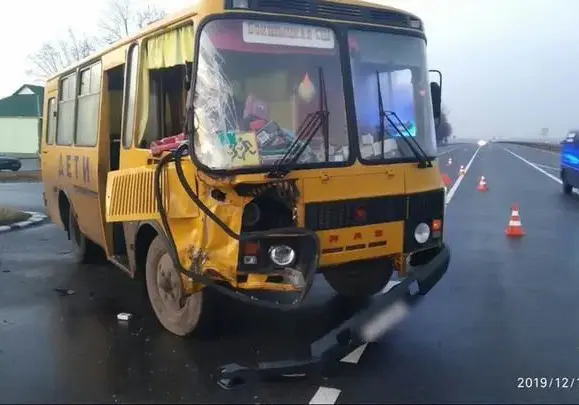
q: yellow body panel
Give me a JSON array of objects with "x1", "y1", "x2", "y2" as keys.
[{"x1": 40, "y1": 0, "x2": 442, "y2": 295}]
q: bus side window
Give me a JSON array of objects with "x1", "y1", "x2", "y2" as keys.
[
  {"x1": 46, "y1": 98, "x2": 56, "y2": 145},
  {"x1": 76, "y1": 62, "x2": 102, "y2": 147},
  {"x1": 56, "y1": 74, "x2": 76, "y2": 146}
]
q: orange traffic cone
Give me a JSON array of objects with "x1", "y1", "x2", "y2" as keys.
[
  {"x1": 459, "y1": 165, "x2": 466, "y2": 176},
  {"x1": 505, "y1": 204, "x2": 525, "y2": 237},
  {"x1": 447, "y1": 157, "x2": 452, "y2": 166},
  {"x1": 477, "y1": 176, "x2": 488, "y2": 192},
  {"x1": 442, "y1": 173, "x2": 452, "y2": 187}
]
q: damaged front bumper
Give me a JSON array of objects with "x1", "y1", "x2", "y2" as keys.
[{"x1": 218, "y1": 243, "x2": 451, "y2": 388}]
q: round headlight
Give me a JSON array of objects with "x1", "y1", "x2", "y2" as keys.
[
  {"x1": 269, "y1": 245, "x2": 296, "y2": 267},
  {"x1": 414, "y1": 223, "x2": 430, "y2": 244}
]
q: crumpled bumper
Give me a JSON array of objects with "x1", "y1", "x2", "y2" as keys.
[{"x1": 217, "y1": 243, "x2": 451, "y2": 389}]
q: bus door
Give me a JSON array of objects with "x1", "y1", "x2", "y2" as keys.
[
  {"x1": 68, "y1": 62, "x2": 106, "y2": 251},
  {"x1": 94, "y1": 45, "x2": 140, "y2": 269},
  {"x1": 41, "y1": 90, "x2": 59, "y2": 220}
]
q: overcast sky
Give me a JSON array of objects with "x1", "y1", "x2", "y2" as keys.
[{"x1": 0, "y1": 0, "x2": 574, "y2": 140}]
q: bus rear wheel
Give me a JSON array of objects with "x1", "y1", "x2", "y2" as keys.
[
  {"x1": 68, "y1": 207, "x2": 101, "y2": 264},
  {"x1": 323, "y1": 258, "x2": 394, "y2": 297},
  {"x1": 145, "y1": 235, "x2": 208, "y2": 336}
]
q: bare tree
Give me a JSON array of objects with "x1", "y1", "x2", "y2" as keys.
[
  {"x1": 26, "y1": 0, "x2": 166, "y2": 81},
  {"x1": 26, "y1": 28, "x2": 97, "y2": 81},
  {"x1": 98, "y1": 0, "x2": 166, "y2": 45},
  {"x1": 436, "y1": 105, "x2": 453, "y2": 145}
]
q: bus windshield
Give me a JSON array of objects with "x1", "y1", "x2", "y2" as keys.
[
  {"x1": 194, "y1": 19, "x2": 349, "y2": 170},
  {"x1": 348, "y1": 30, "x2": 437, "y2": 161},
  {"x1": 193, "y1": 19, "x2": 348, "y2": 171}
]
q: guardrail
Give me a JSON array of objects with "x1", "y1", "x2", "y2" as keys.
[{"x1": 493, "y1": 140, "x2": 562, "y2": 152}]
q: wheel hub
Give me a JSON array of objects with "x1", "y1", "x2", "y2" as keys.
[{"x1": 157, "y1": 254, "x2": 185, "y2": 313}]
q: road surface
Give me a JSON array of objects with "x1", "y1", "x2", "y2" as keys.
[
  {"x1": 0, "y1": 181, "x2": 45, "y2": 213},
  {"x1": 1, "y1": 142, "x2": 578, "y2": 404}
]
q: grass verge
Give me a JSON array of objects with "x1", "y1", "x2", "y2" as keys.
[{"x1": 0, "y1": 207, "x2": 31, "y2": 226}]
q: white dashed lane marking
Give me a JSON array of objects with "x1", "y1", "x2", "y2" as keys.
[
  {"x1": 309, "y1": 387, "x2": 341, "y2": 404},
  {"x1": 307, "y1": 144, "x2": 482, "y2": 403},
  {"x1": 338, "y1": 145, "x2": 481, "y2": 364}
]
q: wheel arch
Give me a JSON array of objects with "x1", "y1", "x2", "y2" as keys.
[
  {"x1": 57, "y1": 188, "x2": 72, "y2": 233},
  {"x1": 134, "y1": 221, "x2": 167, "y2": 281}
]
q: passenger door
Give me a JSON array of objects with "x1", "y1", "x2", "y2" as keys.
[
  {"x1": 40, "y1": 93, "x2": 59, "y2": 220},
  {"x1": 64, "y1": 62, "x2": 106, "y2": 250}
]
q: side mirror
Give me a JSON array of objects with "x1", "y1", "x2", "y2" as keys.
[
  {"x1": 430, "y1": 82, "x2": 441, "y2": 119},
  {"x1": 429, "y1": 69, "x2": 442, "y2": 120}
]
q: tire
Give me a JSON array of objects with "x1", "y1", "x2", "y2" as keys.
[
  {"x1": 562, "y1": 170, "x2": 573, "y2": 195},
  {"x1": 68, "y1": 207, "x2": 102, "y2": 264},
  {"x1": 10, "y1": 166, "x2": 20, "y2": 172},
  {"x1": 323, "y1": 258, "x2": 394, "y2": 297},
  {"x1": 145, "y1": 235, "x2": 209, "y2": 337}
]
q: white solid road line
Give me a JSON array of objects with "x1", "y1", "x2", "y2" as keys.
[
  {"x1": 309, "y1": 387, "x2": 342, "y2": 404},
  {"x1": 445, "y1": 146, "x2": 482, "y2": 204},
  {"x1": 502, "y1": 146, "x2": 579, "y2": 196},
  {"x1": 535, "y1": 163, "x2": 559, "y2": 171}
]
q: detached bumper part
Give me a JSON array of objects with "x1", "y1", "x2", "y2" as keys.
[{"x1": 218, "y1": 244, "x2": 451, "y2": 388}]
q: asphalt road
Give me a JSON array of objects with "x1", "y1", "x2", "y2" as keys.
[
  {"x1": 1, "y1": 142, "x2": 578, "y2": 404},
  {"x1": 0, "y1": 181, "x2": 45, "y2": 213}
]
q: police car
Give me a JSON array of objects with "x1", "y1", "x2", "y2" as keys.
[{"x1": 561, "y1": 130, "x2": 579, "y2": 194}]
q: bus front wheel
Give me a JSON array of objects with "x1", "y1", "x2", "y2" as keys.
[
  {"x1": 145, "y1": 235, "x2": 208, "y2": 336},
  {"x1": 323, "y1": 258, "x2": 394, "y2": 297}
]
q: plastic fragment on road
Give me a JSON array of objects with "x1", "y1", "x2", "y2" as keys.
[
  {"x1": 117, "y1": 312, "x2": 133, "y2": 321},
  {"x1": 54, "y1": 288, "x2": 75, "y2": 296}
]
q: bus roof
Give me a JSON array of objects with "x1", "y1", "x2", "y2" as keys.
[
  {"x1": 329, "y1": 0, "x2": 421, "y2": 21},
  {"x1": 46, "y1": 0, "x2": 420, "y2": 82}
]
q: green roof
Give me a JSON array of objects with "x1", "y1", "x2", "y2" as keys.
[
  {"x1": 0, "y1": 84, "x2": 44, "y2": 118},
  {"x1": 12, "y1": 84, "x2": 44, "y2": 97}
]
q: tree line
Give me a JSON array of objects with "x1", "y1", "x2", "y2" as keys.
[
  {"x1": 26, "y1": 0, "x2": 165, "y2": 80},
  {"x1": 27, "y1": 2, "x2": 453, "y2": 144},
  {"x1": 436, "y1": 107, "x2": 453, "y2": 145}
]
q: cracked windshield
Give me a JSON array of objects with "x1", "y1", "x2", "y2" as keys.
[
  {"x1": 193, "y1": 19, "x2": 348, "y2": 170},
  {"x1": 349, "y1": 29, "x2": 437, "y2": 160}
]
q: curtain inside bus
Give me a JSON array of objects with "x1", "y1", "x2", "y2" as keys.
[{"x1": 137, "y1": 24, "x2": 194, "y2": 147}]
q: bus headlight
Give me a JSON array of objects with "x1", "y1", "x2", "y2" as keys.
[
  {"x1": 414, "y1": 223, "x2": 431, "y2": 244},
  {"x1": 269, "y1": 245, "x2": 296, "y2": 267}
]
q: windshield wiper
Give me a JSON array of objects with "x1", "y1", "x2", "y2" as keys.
[
  {"x1": 266, "y1": 67, "x2": 329, "y2": 179},
  {"x1": 375, "y1": 71, "x2": 432, "y2": 169},
  {"x1": 384, "y1": 111, "x2": 433, "y2": 168}
]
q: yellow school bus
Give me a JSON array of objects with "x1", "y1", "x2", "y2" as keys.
[{"x1": 41, "y1": 0, "x2": 450, "y2": 347}]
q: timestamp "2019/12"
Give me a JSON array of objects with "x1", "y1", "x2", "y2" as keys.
[{"x1": 517, "y1": 377, "x2": 579, "y2": 389}]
